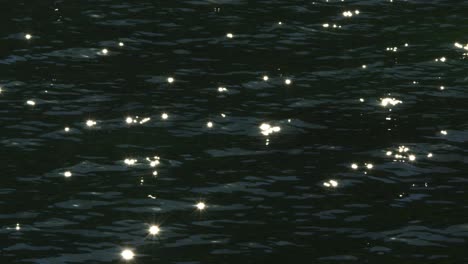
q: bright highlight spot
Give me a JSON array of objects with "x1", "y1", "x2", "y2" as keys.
[
  {"x1": 124, "y1": 158, "x2": 137, "y2": 165},
  {"x1": 86, "y1": 120, "x2": 96, "y2": 127},
  {"x1": 167, "y1": 77, "x2": 174, "y2": 83},
  {"x1": 381, "y1": 98, "x2": 402, "y2": 107},
  {"x1": 121, "y1": 249, "x2": 134, "y2": 261},
  {"x1": 196, "y1": 202, "x2": 206, "y2": 210},
  {"x1": 64, "y1": 171, "x2": 72, "y2": 177},
  {"x1": 259, "y1": 123, "x2": 281, "y2": 136},
  {"x1": 161, "y1": 113, "x2": 169, "y2": 120},
  {"x1": 343, "y1": 11, "x2": 353, "y2": 17},
  {"x1": 139, "y1": 117, "x2": 150, "y2": 124},
  {"x1": 207, "y1": 121, "x2": 213, "y2": 128},
  {"x1": 26, "y1": 100, "x2": 35, "y2": 106},
  {"x1": 150, "y1": 160, "x2": 160, "y2": 167},
  {"x1": 351, "y1": 163, "x2": 358, "y2": 169},
  {"x1": 149, "y1": 225, "x2": 160, "y2": 235},
  {"x1": 25, "y1": 34, "x2": 32, "y2": 40},
  {"x1": 398, "y1": 146, "x2": 409, "y2": 153},
  {"x1": 285, "y1": 79, "x2": 292, "y2": 85},
  {"x1": 226, "y1": 33, "x2": 233, "y2": 38},
  {"x1": 323, "y1": 179, "x2": 339, "y2": 188}
]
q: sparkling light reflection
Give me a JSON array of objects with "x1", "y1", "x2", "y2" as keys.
[
  {"x1": 218, "y1": 87, "x2": 228, "y2": 92},
  {"x1": 86, "y1": 120, "x2": 96, "y2": 127},
  {"x1": 259, "y1": 123, "x2": 281, "y2": 136},
  {"x1": 149, "y1": 225, "x2": 160, "y2": 235},
  {"x1": 121, "y1": 249, "x2": 134, "y2": 261},
  {"x1": 196, "y1": 202, "x2": 206, "y2": 210},
  {"x1": 381, "y1": 98, "x2": 402, "y2": 107},
  {"x1": 140, "y1": 117, "x2": 150, "y2": 124},
  {"x1": 323, "y1": 179, "x2": 338, "y2": 188},
  {"x1": 150, "y1": 160, "x2": 160, "y2": 167},
  {"x1": 454, "y1": 42, "x2": 468, "y2": 50},
  {"x1": 124, "y1": 158, "x2": 137, "y2": 165}
]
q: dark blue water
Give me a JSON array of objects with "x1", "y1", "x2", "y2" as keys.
[{"x1": 1, "y1": 0, "x2": 468, "y2": 263}]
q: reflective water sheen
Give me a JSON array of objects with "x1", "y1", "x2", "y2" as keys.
[{"x1": 1, "y1": 0, "x2": 468, "y2": 263}]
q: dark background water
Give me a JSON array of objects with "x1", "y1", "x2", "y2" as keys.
[{"x1": 1, "y1": 0, "x2": 468, "y2": 263}]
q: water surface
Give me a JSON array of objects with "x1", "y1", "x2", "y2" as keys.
[{"x1": 1, "y1": 0, "x2": 468, "y2": 263}]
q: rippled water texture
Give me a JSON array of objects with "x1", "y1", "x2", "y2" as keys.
[{"x1": 1, "y1": 0, "x2": 468, "y2": 263}]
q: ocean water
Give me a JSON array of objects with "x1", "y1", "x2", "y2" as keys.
[{"x1": 1, "y1": 0, "x2": 468, "y2": 263}]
